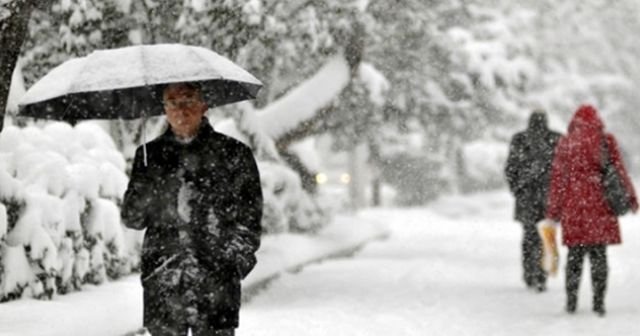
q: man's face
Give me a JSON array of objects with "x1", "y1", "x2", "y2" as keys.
[{"x1": 163, "y1": 83, "x2": 208, "y2": 137}]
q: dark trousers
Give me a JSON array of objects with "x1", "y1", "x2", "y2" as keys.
[
  {"x1": 144, "y1": 282, "x2": 236, "y2": 336},
  {"x1": 522, "y1": 224, "x2": 546, "y2": 288},
  {"x1": 566, "y1": 245, "x2": 608, "y2": 309},
  {"x1": 147, "y1": 324, "x2": 234, "y2": 336}
]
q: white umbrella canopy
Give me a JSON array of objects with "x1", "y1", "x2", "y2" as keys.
[{"x1": 18, "y1": 44, "x2": 262, "y2": 121}]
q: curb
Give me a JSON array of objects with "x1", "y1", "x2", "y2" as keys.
[
  {"x1": 241, "y1": 228, "x2": 390, "y2": 302},
  {"x1": 123, "y1": 219, "x2": 389, "y2": 336}
]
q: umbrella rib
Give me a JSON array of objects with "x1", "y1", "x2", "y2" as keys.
[
  {"x1": 139, "y1": 46, "x2": 150, "y2": 166},
  {"x1": 189, "y1": 46, "x2": 263, "y2": 102},
  {"x1": 188, "y1": 47, "x2": 259, "y2": 106},
  {"x1": 188, "y1": 46, "x2": 223, "y2": 82},
  {"x1": 63, "y1": 55, "x2": 95, "y2": 121},
  {"x1": 66, "y1": 56, "x2": 91, "y2": 96},
  {"x1": 139, "y1": 45, "x2": 150, "y2": 88}
]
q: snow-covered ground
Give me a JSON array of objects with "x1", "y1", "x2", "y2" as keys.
[
  {"x1": 1, "y1": 190, "x2": 639, "y2": 335},
  {"x1": 0, "y1": 215, "x2": 387, "y2": 336},
  {"x1": 239, "y1": 191, "x2": 640, "y2": 336}
]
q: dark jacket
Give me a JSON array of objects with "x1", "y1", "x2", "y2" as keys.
[
  {"x1": 547, "y1": 105, "x2": 637, "y2": 246},
  {"x1": 121, "y1": 119, "x2": 262, "y2": 329},
  {"x1": 505, "y1": 112, "x2": 561, "y2": 225}
]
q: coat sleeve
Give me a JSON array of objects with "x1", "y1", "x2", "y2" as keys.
[
  {"x1": 546, "y1": 138, "x2": 566, "y2": 221},
  {"x1": 505, "y1": 134, "x2": 524, "y2": 196},
  {"x1": 121, "y1": 147, "x2": 155, "y2": 230},
  {"x1": 606, "y1": 134, "x2": 639, "y2": 211},
  {"x1": 221, "y1": 144, "x2": 263, "y2": 279}
]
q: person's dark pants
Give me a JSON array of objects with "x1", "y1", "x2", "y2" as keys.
[
  {"x1": 565, "y1": 244, "x2": 608, "y2": 311},
  {"x1": 147, "y1": 324, "x2": 234, "y2": 336},
  {"x1": 144, "y1": 281, "x2": 236, "y2": 336},
  {"x1": 145, "y1": 303, "x2": 235, "y2": 336},
  {"x1": 522, "y1": 224, "x2": 547, "y2": 289}
]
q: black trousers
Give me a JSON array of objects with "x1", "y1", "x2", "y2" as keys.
[
  {"x1": 146, "y1": 322, "x2": 234, "y2": 336},
  {"x1": 565, "y1": 245, "x2": 608, "y2": 309},
  {"x1": 144, "y1": 268, "x2": 236, "y2": 336},
  {"x1": 522, "y1": 224, "x2": 546, "y2": 287}
]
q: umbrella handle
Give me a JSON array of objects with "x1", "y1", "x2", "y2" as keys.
[
  {"x1": 142, "y1": 110, "x2": 148, "y2": 167},
  {"x1": 143, "y1": 135, "x2": 148, "y2": 166}
]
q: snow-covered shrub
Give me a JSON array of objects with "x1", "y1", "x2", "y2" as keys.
[
  {"x1": 459, "y1": 139, "x2": 508, "y2": 192},
  {"x1": 0, "y1": 204, "x2": 6, "y2": 242},
  {"x1": 217, "y1": 118, "x2": 331, "y2": 235},
  {"x1": 287, "y1": 191, "x2": 328, "y2": 234},
  {"x1": 379, "y1": 153, "x2": 448, "y2": 206},
  {"x1": 0, "y1": 123, "x2": 136, "y2": 302},
  {"x1": 258, "y1": 161, "x2": 329, "y2": 234}
]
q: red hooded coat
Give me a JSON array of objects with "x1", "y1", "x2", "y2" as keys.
[{"x1": 546, "y1": 105, "x2": 638, "y2": 246}]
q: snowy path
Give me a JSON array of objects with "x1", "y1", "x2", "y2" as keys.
[
  {"x1": 0, "y1": 216, "x2": 387, "y2": 336},
  {"x1": 238, "y1": 191, "x2": 640, "y2": 336}
]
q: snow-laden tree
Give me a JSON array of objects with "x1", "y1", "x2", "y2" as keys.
[
  {"x1": 0, "y1": 0, "x2": 47, "y2": 132},
  {"x1": 362, "y1": 1, "x2": 539, "y2": 199},
  {"x1": 16, "y1": 0, "x2": 640, "y2": 206},
  {"x1": 20, "y1": 0, "x2": 129, "y2": 86},
  {"x1": 18, "y1": 0, "x2": 369, "y2": 234},
  {"x1": 364, "y1": 0, "x2": 640, "y2": 199},
  {"x1": 521, "y1": 0, "x2": 640, "y2": 169}
]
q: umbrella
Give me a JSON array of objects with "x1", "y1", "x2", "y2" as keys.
[{"x1": 18, "y1": 43, "x2": 262, "y2": 121}]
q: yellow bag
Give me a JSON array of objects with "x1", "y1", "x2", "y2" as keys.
[{"x1": 537, "y1": 220, "x2": 559, "y2": 276}]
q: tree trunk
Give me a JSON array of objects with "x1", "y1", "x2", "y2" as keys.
[
  {"x1": 368, "y1": 140, "x2": 382, "y2": 206},
  {"x1": 0, "y1": 0, "x2": 39, "y2": 132},
  {"x1": 348, "y1": 143, "x2": 368, "y2": 211}
]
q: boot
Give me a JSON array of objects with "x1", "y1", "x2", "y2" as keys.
[
  {"x1": 593, "y1": 305, "x2": 606, "y2": 317},
  {"x1": 593, "y1": 297, "x2": 606, "y2": 317},
  {"x1": 566, "y1": 294, "x2": 577, "y2": 314}
]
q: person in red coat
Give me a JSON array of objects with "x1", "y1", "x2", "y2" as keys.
[{"x1": 546, "y1": 105, "x2": 638, "y2": 316}]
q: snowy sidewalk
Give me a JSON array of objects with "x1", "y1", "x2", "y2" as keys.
[
  {"x1": 238, "y1": 191, "x2": 640, "y2": 336},
  {"x1": 0, "y1": 215, "x2": 388, "y2": 336}
]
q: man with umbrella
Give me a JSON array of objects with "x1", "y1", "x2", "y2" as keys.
[
  {"x1": 19, "y1": 44, "x2": 264, "y2": 336},
  {"x1": 121, "y1": 81, "x2": 262, "y2": 336}
]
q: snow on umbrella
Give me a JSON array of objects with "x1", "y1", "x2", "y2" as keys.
[{"x1": 17, "y1": 43, "x2": 262, "y2": 121}]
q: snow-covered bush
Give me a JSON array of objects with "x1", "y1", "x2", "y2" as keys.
[
  {"x1": 379, "y1": 152, "x2": 448, "y2": 206},
  {"x1": 0, "y1": 123, "x2": 139, "y2": 301},
  {"x1": 217, "y1": 117, "x2": 331, "y2": 235},
  {"x1": 258, "y1": 161, "x2": 328, "y2": 234},
  {"x1": 459, "y1": 139, "x2": 509, "y2": 193}
]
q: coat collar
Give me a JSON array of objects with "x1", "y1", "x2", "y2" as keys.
[{"x1": 160, "y1": 117, "x2": 216, "y2": 148}]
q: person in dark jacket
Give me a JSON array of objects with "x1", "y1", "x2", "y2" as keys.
[
  {"x1": 121, "y1": 82, "x2": 262, "y2": 336},
  {"x1": 505, "y1": 110, "x2": 561, "y2": 292},
  {"x1": 546, "y1": 105, "x2": 637, "y2": 316}
]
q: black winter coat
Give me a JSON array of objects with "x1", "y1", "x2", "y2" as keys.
[
  {"x1": 121, "y1": 119, "x2": 262, "y2": 329},
  {"x1": 505, "y1": 113, "x2": 561, "y2": 225}
]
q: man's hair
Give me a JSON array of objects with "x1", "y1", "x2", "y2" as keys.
[{"x1": 162, "y1": 82, "x2": 204, "y2": 100}]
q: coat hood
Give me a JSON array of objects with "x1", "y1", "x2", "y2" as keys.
[
  {"x1": 568, "y1": 105, "x2": 604, "y2": 133},
  {"x1": 527, "y1": 111, "x2": 549, "y2": 133}
]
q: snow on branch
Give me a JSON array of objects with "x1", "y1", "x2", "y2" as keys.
[
  {"x1": 6, "y1": 60, "x2": 25, "y2": 114},
  {"x1": 256, "y1": 54, "x2": 351, "y2": 139},
  {"x1": 358, "y1": 62, "x2": 389, "y2": 107}
]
